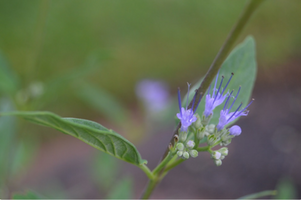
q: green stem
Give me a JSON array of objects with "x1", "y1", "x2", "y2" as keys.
[
  {"x1": 161, "y1": 0, "x2": 265, "y2": 161},
  {"x1": 196, "y1": 146, "x2": 210, "y2": 152},
  {"x1": 164, "y1": 158, "x2": 185, "y2": 172},
  {"x1": 139, "y1": 164, "x2": 154, "y2": 180},
  {"x1": 140, "y1": 179, "x2": 159, "y2": 199},
  {"x1": 153, "y1": 152, "x2": 174, "y2": 175}
]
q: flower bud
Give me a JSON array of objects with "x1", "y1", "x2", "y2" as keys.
[
  {"x1": 201, "y1": 114, "x2": 212, "y2": 126},
  {"x1": 212, "y1": 151, "x2": 222, "y2": 160},
  {"x1": 207, "y1": 124, "x2": 215, "y2": 133},
  {"x1": 193, "y1": 114, "x2": 202, "y2": 129},
  {"x1": 186, "y1": 140, "x2": 195, "y2": 149},
  {"x1": 218, "y1": 147, "x2": 228, "y2": 156},
  {"x1": 179, "y1": 131, "x2": 188, "y2": 142},
  {"x1": 176, "y1": 143, "x2": 184, "y2": 151},
  {"x1": 229, "y1": 125, "x2": 242, "y2": 136},
  {"x1": 183, "y1": 151, "x2": 190, "y2": 159},
  {"x1": 189, "y1": 150, "x2": 198, "y2": 158},
  {"x1": 215, "y1": 159, "x2": 222, "y2": 166},
  {"x1": 177, "y1": 151, "x2": 183, "y2": 157},
  {"x1": 220, "y1": 155, "x2": 225, "y2": 160},
  {"x1": 207, "y1": 135, "x2": 216, "y2": 146}
]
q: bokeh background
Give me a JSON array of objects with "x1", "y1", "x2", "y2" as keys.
[{"x1": 0, "y1": 0, "x2": 301, "y2": 198}]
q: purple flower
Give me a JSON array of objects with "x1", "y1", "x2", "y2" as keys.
[
  {"x1": 216, "y1": 86, "x2": 254, "y2": 131},
  {"x1": 204, "y1": 72, "x2": 233, "y2": 118},
  {"x1": 177, "y1": 83, "x2": 201, "y2": 132},
  {"x1": 229, "y1": 125, "x2": 242, "y2": 136},
  {"x1": 136, "y1": 79, "x2": 169, "y2": 113}
]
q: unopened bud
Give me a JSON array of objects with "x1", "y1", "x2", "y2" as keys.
[
  {"x1": 186, "y1": 140, "x2": 195, "y2": 149},
  {"x1": 229, "y1": 125, "x2": 242, "y2": 136},
  {"x1": 215, "y1": 159, "x2": 222, "y2": 166},
  {"x1": 220, "y1": 155, "x2": 225, "y2": 160},
  {"x1": 219, "y1": 147, "x2": 228, "y2": 156},
  {"x1": 197, "y1": 131, "x2": 206, "y2": 140},
  {"x1": 183, "y1": 151, "x2": 190, "y2": 159},
  {"x1": 193, "y1": 114, "x2": 202, "y2": 129},
  {"x1": 177, "y1": 151, "x2": 183, "y2": 157},
  {"x1": 212, "y1": 151, "x2": 222, "y2": 160},
  {"x1": 176, "y1": 143, "x2": 184, "y2": 151},
  {"x1": 179, "y1": 131, "x2": 188, "y2": 142},
  {"x1": 207, "y1": 135, "x2": 216, "y2": 146},
  {"x1": 207, "y1": 124, "x2": 215, "y2": 133},
  {"x1": 202, "y1": 114, "x2": 212, "y2": 126},
  {"x1": 189, "y1": 150, "x2": 198, "y2": 158}
]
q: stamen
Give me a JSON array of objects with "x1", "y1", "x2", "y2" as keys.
[
  {"x1": 235, "y1": 98, "x2": 254, "y2": 117},
  {"x1": 220, "y1": 73, "x2": 234, "y2": 97},
  {"x1": 186, "y1": 83, "x2": 191, "y2": 110},
  {"x1": 213, "y1": 76, "x2": 224, "y2": 103},
  {"x1": 193, "y1": 92, "x2": 203, "y2": 113},
  {"x1": 177, "y1": 87, "x2": 182, "y2": 116},
  {"x1": 223, "y1": 90, "x2": 234, "y2": 111},
  {"x1": 229, "y1": 86, "x2": 241, "y2": 111},
  {"x1": 227, "y1": 102, "x2": 243, "y2": 122}
]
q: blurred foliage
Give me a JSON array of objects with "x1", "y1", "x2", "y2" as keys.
[
  {"x1": 275, "y1": 177, "x2": 297, "y2": 199},
  {"x1": 0, "y1": 0, "x2": 301, "y2": 108}
]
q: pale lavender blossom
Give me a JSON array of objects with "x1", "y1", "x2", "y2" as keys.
[
  {"x1": 136, "y1": 79, "x2": 169, "y2": 113},
  {"x1": 216, "y1": 86, "x2": 254, "y2": 131},
  {"x1": 204, "y1": 72, "x2": 234, "y2": 118},
  {"x1": 229, "y1": 125, "x2": 242, "y2": 136},
  {"x1": 177, "y1": 83, "x2": 201, "y2": 132}
]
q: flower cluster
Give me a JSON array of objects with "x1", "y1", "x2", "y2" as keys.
[{"x1": 172, "y1": 73, "x2": 253, "y2": 166}]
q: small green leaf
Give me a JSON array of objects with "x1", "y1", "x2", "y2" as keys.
[
  {"x1": 106, "y1": 176, "x2": 133, "y2": 199},
  {"x1": 2, "y1": 111, "x2": 146, "y2": 166},
  {"x1": 237, "y1": 190, "x2": 277, "y2": 199},
  {"x1": 0, "y1": 50, "x2": 20, "y2": 95},
  {"x1": 75, "y1": 82, "x2": 127, "y2": 123},
  {"x1": 184, "y1": 36, "x2": 257, "y2": 126}
]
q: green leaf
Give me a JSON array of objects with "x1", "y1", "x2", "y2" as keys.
[
  {"x1": 184, "y1": 36, "x2": 257, "y2": 126},
  {"x1": 74, "y1": 82, "x2": 127, "y2": 123},
  {"x1": 0, "y1": 50, "x2": 20, "y2": 95},
  {"x1": 106, "y1": 176, "x2": 133, "y2": 199},
  {"x1": 2, "y1": 111, "x2": 146, "y2": 166},
  {"x1": 237, "y1": 190, "x2": 277, "y2": 199}
]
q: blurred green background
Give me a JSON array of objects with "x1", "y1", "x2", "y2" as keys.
[{"x1": 0, "y1": 0, "x2": 301, "y2": 198}]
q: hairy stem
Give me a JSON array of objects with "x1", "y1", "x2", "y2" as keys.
[{"x1": 161, "y1": 0, "x2": 265, "y2": 161}]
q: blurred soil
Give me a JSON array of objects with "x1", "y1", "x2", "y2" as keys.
[{"x1": 12, "y1": 61, "x2": 301, "y2": 199}]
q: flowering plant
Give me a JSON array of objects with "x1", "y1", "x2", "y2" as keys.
[{"x1": 0, "y1": 0, "x2": 278, "y2": 199}]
